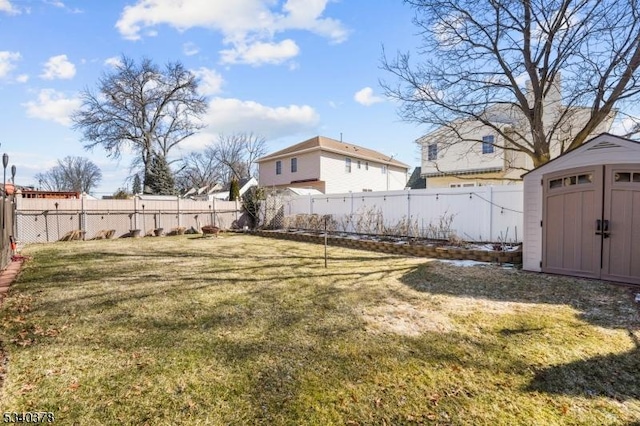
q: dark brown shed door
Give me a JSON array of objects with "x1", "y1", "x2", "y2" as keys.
[{"x1": 542, "y1": 164, "x2": 640, "y2": 285}]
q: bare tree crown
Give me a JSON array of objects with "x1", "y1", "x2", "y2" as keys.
[
  {"x1": 72, "y1": 55, "x2": 208, "y2": 191},
  {"x1": 382, "y1": 0, "x2": 640, "y2": 168}
]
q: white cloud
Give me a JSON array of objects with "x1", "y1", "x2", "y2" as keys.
[
  {"x1": 220, "y1": 39, "x2": 299, "y2": 66},
  {"x1": 0, "y1": 0, "x2": 19, "y2": 15},
  {"x1": 278, "y1": 0, "x2": 348, "y2": 42},
  {"x1": 116, "y1": 0, "x2": 348, "y2": 66},
  {"x1": 183, "y1": 97, "x2": 319, "y2": 149},
  {"x1": 23, "y1": 89, "x2": 81, "y2": 126},
  {"x1": 0, "y1": 51, "x2": 20, "y2": 78},
  {"x1": 45, "y1": 0, "x2": 65, "y2": 7},
  {"x1": 104, "y1": 56, "x2": 123, "y2": 68},
  {"x1": 16, "y1": 74, "x2": 28, "y2": 83},
  {"x1": 183, "y1": 42, "x2": 199, "y2": 56},
  {"x1": 192, "y1": 67, "x2": 224, "y2": 96},
  {"x1": 354, "y1": 87, "x2": 384, "y2": 106},
  {"x1": 611, "y1": 115, "x2": 640, "y2": 136},
  {"x1": 40, "y1": 55, "x2": 76, "y2": 80},
  {"x1": 43, "y1": 0, "x2": 82, "y2": 13}
]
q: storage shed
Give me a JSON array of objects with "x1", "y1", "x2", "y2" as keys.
[{"x1": 522, "y1": 133, "x2": 640, "y2": 285}]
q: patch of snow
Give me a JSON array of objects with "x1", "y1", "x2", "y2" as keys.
[{"x1": 437, "y1": 259, "x2": 491, "y2": 267}]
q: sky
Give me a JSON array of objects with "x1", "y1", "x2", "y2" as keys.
[{"x1": 0, "y1": 0, "x2": 427, "y2": 196}]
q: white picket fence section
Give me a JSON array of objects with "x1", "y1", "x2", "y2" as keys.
[{"x1": 280, "y1": 185, "x2": 524, "y2": 243}]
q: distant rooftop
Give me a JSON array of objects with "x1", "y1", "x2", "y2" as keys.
[{"x1": 257, "y1": 136, "x2": 409, "y2": 168}]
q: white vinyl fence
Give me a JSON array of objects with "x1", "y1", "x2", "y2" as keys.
[
  {"x1": 16, "y1": 196, "x2": 242, "y2": 243},
  {"x1": 276, "y1": 185, "x2": 523, "y2": 243}
]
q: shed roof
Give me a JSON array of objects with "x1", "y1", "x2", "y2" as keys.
[{"x1": 522, "y1": 133, "x2": 640, "y2": 178}]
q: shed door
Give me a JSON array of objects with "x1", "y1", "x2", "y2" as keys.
[
  {"x1": 542, "y1": 164, "x2": 640, "y2": 284},
  {"x1": 601, "y1": 165, "x2": 640, "y2": 284},
  {"x1": 542, "y1": 166, "x2": 602, "y2": 278}
]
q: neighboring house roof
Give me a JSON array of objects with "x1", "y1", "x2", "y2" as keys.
[
  {"x1": 202, "y1": 177, "x2": 258, "y2": 201},
  {"x1": 256, "y1": 136, "x2": 409, "y2": 168},
  {"x1": 286, "y1": 187, "x2": 323, "y2": 196},
  {"x1": 405, "y1": 167, "x2": 426, "y2": 189}
]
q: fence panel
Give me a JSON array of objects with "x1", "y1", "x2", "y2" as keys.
[
  {"x1": 15, "y1": 196, "x2": 243, "y2": 243},
  {"x1": 278, "y1": 185, "x2": 523, "y2": 243},
  {"x1": 85, "y1": 212, "x2": 132, "y2": 239}
]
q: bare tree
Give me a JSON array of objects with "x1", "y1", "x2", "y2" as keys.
[
  {"x1": 382, "y1": 0, "x2": 640, "y2": 168},
  {"x1": 176, "y1": 133, "x2": 267, "y2": 192},
  {"x1": 35, "y1": 156, "x2": 102, "y2": 193},
  {"x1": 72, "y1": 55, "x2": 208, "y2": 192},
  {"x1": 206, "y1": 132, "x2": 267, "y2": 185},
  {"x1": 174, "y1": 151, "x2": 221, "y2": 193}
]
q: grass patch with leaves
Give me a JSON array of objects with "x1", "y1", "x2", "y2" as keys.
[{"x1": 0, "y1": 234, "x2": 639, "y2": 425}]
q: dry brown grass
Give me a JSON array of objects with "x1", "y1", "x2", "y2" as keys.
[{"x1": 0, "y1": 234, "x2": 638, "y2": 425}]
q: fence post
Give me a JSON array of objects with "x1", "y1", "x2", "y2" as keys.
[
  {"x1": 212, "y1": 197, "x2": 216, "y2": 227},
  {"x1": 407, "y1": 190, "x2": 411, "y2": 237},
  {"x1": 14, "y1": 190, "x2": 21, "y2": 242},
  {"x1": 177, "y1": 196, "x2": 181, "y2": 228},
  {"x1": 44, "y1": 210, "x2": 49, "y2": 242},
  {"x1": 80, "y1": 193, "x2": 86, "y2": 240},
  {"x1": 487, "y1": 186, "x2": 493, "y2": 242},
  {"x1": 54, "y1": 202, "x2": 60, "y2": 240},
  {"x1": 133, "y1": 196, "x2": 138, "y2": 231}
]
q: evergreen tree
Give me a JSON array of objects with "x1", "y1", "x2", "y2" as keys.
[
  {"x1": 229, "y1": 177, "x2": 240, "y2": 201},
  {"x1": 132, "y1": 174, "x2": 141, "y2": 194},
  {"x1": 144, "y1": 155, "x2": 176, "y2": 195},
  {"x1": 242, "y1": 186, "x2": 265, "y2": 229}
]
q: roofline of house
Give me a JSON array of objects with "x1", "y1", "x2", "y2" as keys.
[
  {"x1": 422, "y1": 167, "x2": 503, "y2": 178},
  {"x1": 257, "y1": 146, "x2": 410, "y2": 169}
]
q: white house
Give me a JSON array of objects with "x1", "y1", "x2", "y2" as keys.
[
  {"x1": 199, "y1": 177, "x2": 258, "y2": 201},
  {"x1": 256, "y1": 136, "x2": 409, "y2": 194},
  {"x1": 417, "y1": 77, "x2": 615, "y2": 188}
]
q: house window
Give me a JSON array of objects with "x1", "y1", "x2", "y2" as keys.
[
  {"x1": 381, "y1": 165, "x2": 387, "y2": 174},
  {"x1": 276, "y1": 160, "x2": 282, "y2": 175},
  {"x1": 428, "y1": 143, "x2": 438, "y2": 161},
  {"x1": 482, "y1": 135, "x2": 495, "y2": 154},
  {"x1": 357, "y1": 160, "x2": 361, "y2": 169},
  {"x1": 365, "y1": 162, "x2": 369, "y2": 170},
  {"x1": 345, "y1": 157, "x2": 352, "y2": 173},
  {"x1": 291, "y1": 157, "x2": 297, "y2": 173}
]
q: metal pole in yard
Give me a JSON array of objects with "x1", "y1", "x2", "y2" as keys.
[{"x1": 324, "y1": 215, "x2": 328, "y2": 268}]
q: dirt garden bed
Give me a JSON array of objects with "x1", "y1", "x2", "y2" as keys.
[{"x1": 254, "y1": 229, "x2": 522, "y2": 265}]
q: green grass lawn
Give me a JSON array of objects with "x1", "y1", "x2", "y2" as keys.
[{"x1": 0, "y1": 234, "x2": 638, "y2": 425}]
